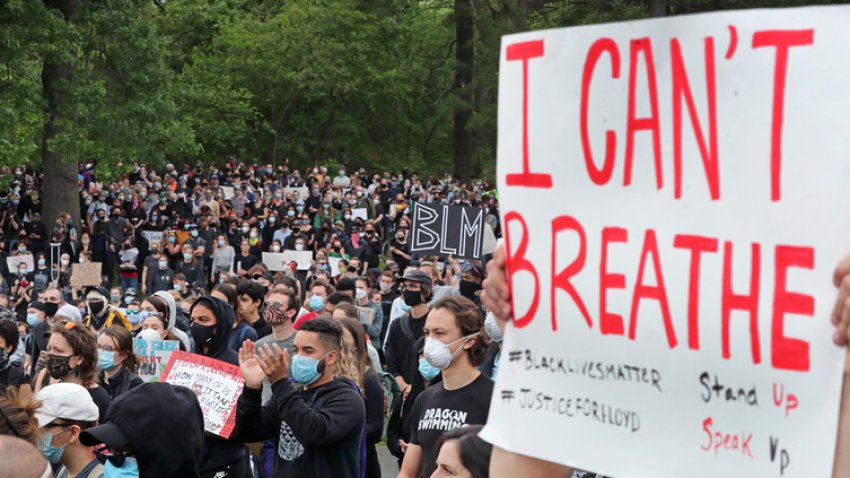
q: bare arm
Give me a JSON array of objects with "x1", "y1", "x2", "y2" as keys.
[{"x1": 396, "y1": 443, "x2": 422, "y2": 478}]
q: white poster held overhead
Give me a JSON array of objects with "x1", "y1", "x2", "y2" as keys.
[{"x1": 480, "y1": 7, "x2": 850, "y2": 478}]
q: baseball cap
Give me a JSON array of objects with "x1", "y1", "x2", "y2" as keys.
[
  {"x1": 461, "y1": 261, "x2": 485, "y2": 279},
  {"x1": 396, "y1": 269, "x2": 432, "y2": 288},
  {"x1": 35, "y1": 383, "x2": 99, "y2": 427}
]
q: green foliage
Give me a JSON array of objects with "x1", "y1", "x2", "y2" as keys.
[{"x1": 4, "y1": 0, "x2": 847, "y2": 178}]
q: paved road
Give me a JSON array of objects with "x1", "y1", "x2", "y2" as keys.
[{"x1": 378, "y1": 443, "x2": 399, "y2": 477}]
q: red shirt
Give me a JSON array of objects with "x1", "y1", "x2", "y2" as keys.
[{"x1": 293, "y1": 311, "x2": 317, "y2": 330}]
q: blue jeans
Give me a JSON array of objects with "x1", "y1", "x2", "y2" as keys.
[{"x1": 119, "y1": 276, "x2": 138, "y2": 293}]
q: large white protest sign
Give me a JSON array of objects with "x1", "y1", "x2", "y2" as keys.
[
  {"x1": 133, "y1": 337, "x2": 179, "y2": 382},
  {"x1": 161, "y1": 351, "x2": 244, "y2": 438},
  {"x1": 480, "y1": 7, "x2": 850, "y2": 478}
]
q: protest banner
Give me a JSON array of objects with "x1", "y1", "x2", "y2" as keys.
[
  {"x1": 329, "y1": 257, "x2": 342, "y2": 276},
  {"x1": 133, "y1": 337, "x2": 179, "y2": 382},
  {"x1": 356, "y1": 306, "x2": 376, "y2": 326},
  {"x1": 262, "y1": 251, "x2": 312, "y2": 271},
  {"x1": 221, "y1": 186, "x2": 235, "y2": 200},
  {"x1": 351, "y1": 208, "x2": 368, "y2": 221},
  {"x1": 141, "y1": 230, "x2": 164, "y2": 245},
  {"x1": 161, "y1": 350, "x2": 244, "y2": 438},
  {"x1": 70, "y1": 262, "x2": 102, "y2": 288},
  {"x1": 284, "y1": 187, "x2": 309, "y2": 200},
  {"x1": 479, "y1": 7, "x2": 850, "y2": 478},
  {"x1": 410, "y1": 202, "x2": 485, "y2": 260},
  {"x1": 6, "y1": 254, "x2": 33, "y2": 273}
]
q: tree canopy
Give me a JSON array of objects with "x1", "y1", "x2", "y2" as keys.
[{"x1": 1, "y1": 0, "x2": 846, "y2": 181}]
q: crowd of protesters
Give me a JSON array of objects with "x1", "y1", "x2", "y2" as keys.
[
  {"x1": 1, "y1": 160, "x2": 849, "y2": 478},
  {"x1": 0, "y1": 160, "x2": 505, "y2": 478}
]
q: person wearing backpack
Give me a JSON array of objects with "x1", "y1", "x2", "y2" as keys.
[{"x1": 235, "y1": 318, "x2": 366, "y2": 478}]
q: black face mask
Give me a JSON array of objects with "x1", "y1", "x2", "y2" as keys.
[
  {"x1": 89, "y1": 300, "x2": 105, "y2": 316},
  {"x1": 459, "y1": 279, "x2": 482, "y2": 299},
  {"x1": 47, "y1": 354, "x2": 73, "y2": 379},
  {"x1": 403, "y1": 289, "x2": 424, "y2": 307},
  {"x1": 43, "y1": 302, "x2": 59, "y2": 317},
  {"x1": 191, "y1": 322, "x2": 216, "y2": 347}
]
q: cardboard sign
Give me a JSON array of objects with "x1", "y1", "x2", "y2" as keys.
[
  {"x1": 410, "y1": 203, "x2": 485, "y2": 260},
  {"x1": 284, "y1": 187, "x2": 309, "y2": 200},
  {"x1": 141, "y1": 230, "x2": 164, "y2": 245},
  {"x1": 356, "y1": 306, "x2": 376, "y2": 326},
  {"x1": 351, "y1": 208, "x2": 368, "y2": 221},
  {"x1": 160, "y1": 350, "x2": 245, "y2": 438},
  {"x1": 221, "y1": 186, "x2": 235, "y2": 200},
  {"x1": 264, "y1": 251, "x2": 313, "y2": 271},
  {"x1": 329, "y1": 257, "x2": 342, "y2": 276},
  {"x1": 69, "y1": 262, "x2": 102, "y2": 287},
  {"x1": 7, "y1": 254, "x2": 33, "y2": 273},
  {"x1": 133, "y1": 337, "x2": 180, "y2": 382},
  {"x1": 479, "y1": 7, "x2": 850, "y2": 478}
]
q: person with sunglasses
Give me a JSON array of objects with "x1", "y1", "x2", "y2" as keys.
[
  {"x1": 34, "y1": 383, "x2": 103, "y2": 478},
  {"x1": 80, "y1": 382, "x2": 205, "y2": 477}
]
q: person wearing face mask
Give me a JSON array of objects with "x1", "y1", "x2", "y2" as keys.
[
  {"x1": 292, "y1": 280, "x2": 335, "y2": 329},
  {"x1": 234, "y1": 318, "x2": 366, "y2": 478},
  {"x1": 96, "y1": 327, "x2": 142, "y2": 399},
  {"x1": 140, "y1": 240, "x2": 161, "y2": 294},
  {"x1": 0, "y1": 319, "x2": 27, "y2": 393},
  {"x1": 148, "y1": 253, "x2": 175, "y2": 294},
  {"x1": 34, "y1": 321, "x2": 112, "y2": 424},
  {"x1": 104, "y1": 208, "x2": 129, "y2": 285},
  {"x1": 478, "y1": 311, "x2": 504, "y2": 381},
  {"x1": 430, "y1": 261, "x2": 486, "y2": 308},
  {"x1": 353, "y1": 277, "x2": 384, "y2": 352},
  {"x1": 34, "y1": 383, "x2": 104, "y2": 478},
  {"x1": 83, "y1": 287, "x2": 131, "y2": 333},
  {"x1": 398, "y1": 296, "x2": 492, "y2": 478},
  {"x1": 80, "y1": 382, "x2": 206, "y2": 477},
  {"x1": 384, "y1": 269, "x2": 433, "y2": 404},
  {"x1": 235, "y1": 239, "x2": 260, "y2": 277},
  {"x1": 189, "y1": 296, "x2": 250, "y2": 478},
  {"x1": 178, "y1": 244, "x2": 206, "y2": 290},
  {"x1": 389, "y1": 227, "x2": 412, "y2": 272},
  {"x1": 211, "y1": 234, "x2": 235, "y2": 285}
]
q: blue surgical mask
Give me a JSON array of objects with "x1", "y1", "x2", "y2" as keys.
[
  {"x1": 98, "y1": 350, "x2": 118, "y2": 371},
  {"x1": 183, "y1": 252, "x2": 192, "y2": 261},
  {"x1": 190, "y1": 230, "x2": 199, "y2": 238},
  {"x1": 290, "y1": 352, "x2": 330, "y2": 385},
  {"x1": 418, "y1": 357, "x2": 440, "y2": 381},
  {"x1": 37, "y1": 429, "x2": 68, "y2": 464},
  {"x1": 309, "y1": 295, "x2": 324, "y2": 312},
  {"x1": 26, "y1": 313, "x2": 39, "y2": 328},
  {"x1": 104, "y1": 456, "x2": 139, "y2": 478},
  {"x1": 217, "y1": 240, "x2": 225, "y2": 247}
]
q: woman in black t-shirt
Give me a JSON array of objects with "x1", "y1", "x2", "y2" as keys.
[{"x1": 398, "y1": 295, "x2": 493, "y2": 478}]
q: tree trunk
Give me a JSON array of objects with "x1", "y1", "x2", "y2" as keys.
[
  {"x1": 41, "y1": 0, "x2": 81, "y2": 232},
  {"x1": 453, "y1": 0, "x2": 474, "y2": 180},
  {"x1": 649, "y1": 0, "x2": 666, "y2": 17}
]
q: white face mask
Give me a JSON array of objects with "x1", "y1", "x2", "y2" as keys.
[
  {"x1": 271, "y1": 245, "x2": 281, "y2": 252},
  {"x1": 355, "y1": 288, "x2": 368, "y2": 301},
  {"x1": 295, "y1": 243, "x2": 304, "y2": 251},
  {"x1": 423, "y1": 333, "x2": 479, "y2": 370},
  {"x1": 484, "y1": 312, "x2": 503, "y2": 342}
]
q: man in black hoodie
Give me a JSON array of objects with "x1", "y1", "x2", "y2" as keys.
[
  {"x1": 190, "y1": 295, "x2": 250, "y2": 478},
  {"x1": 235, "y1": 318, "x2": 366, "y2": 478},
  {"x1": 79, "y1": 382, "x2": 205, "y2": 477}
]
